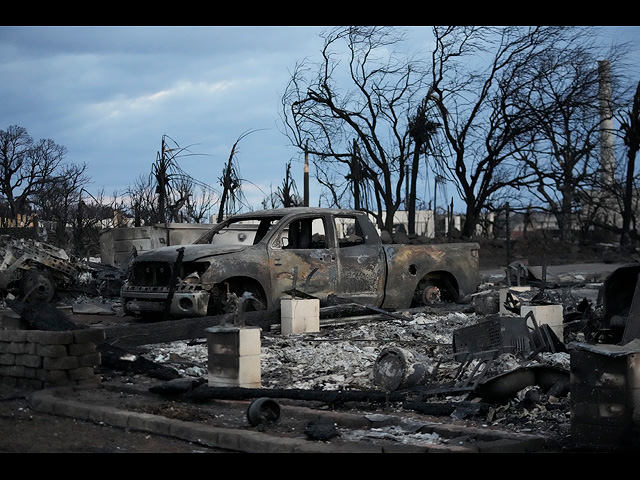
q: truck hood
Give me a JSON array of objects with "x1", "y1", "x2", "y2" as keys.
[{"x1": 133, "y1": 244, "x2": 247, "y2": 263}]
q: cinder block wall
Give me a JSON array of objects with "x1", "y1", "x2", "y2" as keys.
[
  {"x1": 0, "y1": 327, "x2": 105, "y2": 389},
  {"x1": 571, "y1": 348, "x2": 640, "y2": 449}
]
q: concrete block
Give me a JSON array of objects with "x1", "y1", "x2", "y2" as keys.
[
  {"x1": 520, "y1": 304, "x2": 564, "y2": 338},
  {"x1": 26, "y1": 330, "x2": 74, "y2": 345},
  {"x1": 43, "y1": 355, "x2": 79, "y2": 370},
  {"x1": 281, "y1": 298, "x2": 320, "y2": 335},
  {"x1": 499, "y1": 286, "x2": 531, "y2": 314},
  {"x1": 281, "y1": 297, "x2": 319, "y2": 318},
  {"x1": 0, "y1": 329, "x2": 28, "y2": 342},
  {"x1": 205, "y1": 326, "x2": 262, "y2": 388},
  {"x1": 208, "y1": 355, "x2": 261, "y2": 388},
  {"x1": 73, "y1": 328, "x2": 106, "y2": 343},
  {"x1": 304, "y1": 313, "x2": 320, "y2": 333},
  {"x1": 205, "y1": 326, "x2": 261, "y2": 356},
  {"x1": 0, "y1": 309, "x2": 25, "y2": 329},
  {"x1": 281, "y1": 316, "x2": 301, "y2": 335},
  {"x1": 237, "y1": 327, "x2": 261, "y2": 356}
]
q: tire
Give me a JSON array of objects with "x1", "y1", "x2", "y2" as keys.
[
  {"x1": 21, "y1": 270, "x2": 55, "y2": 303},
  {"x1": 415, "y1": 280, "x2": 441, "y2": 305},
  {"x1": 208, "y1": 280, "x2": 266, "y2": 316},
  {"x1": 413, "y1": 275, "x2": 459, "y2": 306}
]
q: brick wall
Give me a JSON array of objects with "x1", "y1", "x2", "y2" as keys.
[{"x1": 0, "y1": 327, "x2": 105, "y2": 389}]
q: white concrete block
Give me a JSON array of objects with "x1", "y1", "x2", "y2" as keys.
[
  {"x1": 237, "y1": 327, "x2": 261, "y2": 356},
  {"x1": 281, "y1": 315, "x2": 303, "y2": 335},
  {"x1": 521, "y1": 304, "x2": 564, "y2": 339},
  {"x1": 205, "y1": 326, "x2": 262, "y2": 388},
  {"x1": 305, "y1": 314, "x2": 320, "y2": 332},
  {"x1": 281, "y1": 298, "x2": 320, "y2": 335},
  {"x1": 499, "y1": 286, "x2": 531, "y2": 314},
  {"x1": 281, "y1": 297, "x2": 319, "y2": 318},
  {"x1": 208, "y1": 355, "x2": 261, "y2": 388}
]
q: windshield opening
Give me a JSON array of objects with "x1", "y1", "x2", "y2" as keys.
[{"x1": 194, "y1": 216, "x2": 283, "y2": 246}]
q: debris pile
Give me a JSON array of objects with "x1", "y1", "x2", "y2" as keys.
[
  {"x1": 5, "y1": 236, "x2": 630, "y2": 448},
  {"x1": 0, "y1": 235, "x2": 123, "y2": 305},
  {"x1": 138, "y1": 307, "x2": 572, "y2": 443}
]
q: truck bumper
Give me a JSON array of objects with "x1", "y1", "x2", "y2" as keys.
[{"x1": 121, "y1": 286, "x2": 210, "y2": 318}]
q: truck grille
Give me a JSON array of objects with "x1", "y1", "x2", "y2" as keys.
[
  {"x1": 130, "y1": 261, "x2": 210, "y2": 287},
  {"x1": 132, "y1": 262, "x2": 172, "y2": 286}
]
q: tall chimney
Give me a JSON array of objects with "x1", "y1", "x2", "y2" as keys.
[{"x1": 598, "y1": 60, "x2": 615, "y2": 187}]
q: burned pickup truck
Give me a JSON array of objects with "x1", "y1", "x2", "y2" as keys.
[{"x1": 120, "y1": 208, "x2": 481, "y2": 319}]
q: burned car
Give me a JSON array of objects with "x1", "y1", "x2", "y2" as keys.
[
  {"x1": 0, "y1": 235, "x2": 82, "y2": 303},
  {"x1": 120, "y1": 208, "x2": 481, "y2": 319}
]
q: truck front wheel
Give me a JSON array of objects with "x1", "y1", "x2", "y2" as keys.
[{"x1": 208, "y1": 278, "x2": 266, "y2": 316}]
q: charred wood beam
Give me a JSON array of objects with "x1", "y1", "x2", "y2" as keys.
[
  {"x1": 172, "y1": 384, "x2": 491, "y2": 417},
  {"x1": 103, "y1": 309, "x2": 280, "y2": 347},
  {"x1": 103, "y1": 303, "x2": 444, "y2": 347},
  {"x1": 181, "y1": 385, "x2": 406, "y2": 406},
  {"x1": 6, "y1": 299, "x2": 80, "y2": 331},
  {"x1": 321, "y1": 303, "x2": 412, "y2": 321}
]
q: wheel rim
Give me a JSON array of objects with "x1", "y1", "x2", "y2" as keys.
[
  {"x1": 23, "y1": 272, "x2": 55, "y2": 303},
  {"x1": 421, "y1": 284, "x2": 441, "y2": 304}
]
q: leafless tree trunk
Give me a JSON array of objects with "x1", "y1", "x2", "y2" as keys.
[
  {"x1": 0, "y1": 125, "x2": 69, "y2": 218},
  {"x1": 408, "y1": 95, "x2": 439, "y2": 235},
  {"x1": 520, "y1": 42, "x2": 605, "y2": 240},
  {"x1": 282, "y1": 26, "x2": 429, "y2": 234},
  {"x1": 520, "y1": 40, "x2": 630, "y2": 241},
  {"x1": 217, "y1": 131, "x2": 253, "y2": 222},
  {"x1": 32, "y1": 162, "x2": 90, "y2": 249},
  {"x1": 123, "y1": 174, "x2": 158, "y2": 227},
  {"x1": 427, "y1": 26, "x2": 587, "y2": 238}
]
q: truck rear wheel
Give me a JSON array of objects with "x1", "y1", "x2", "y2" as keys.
[
  {"x1": 420, "y1": 282, "x2": 442, "y2": 304},
  {"x1": 414, "y1": 273, "x2": 459, "y2": 305}
]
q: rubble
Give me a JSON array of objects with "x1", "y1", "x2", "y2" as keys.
[
  {"x1": 2, "y1": 235, "x2": 634, "y2": 449},
  {"x1": 136, "y1": 307, "x2": 573, "y2": 445},
  {"x1": 0, "y1": 235, "x2": 123, "y2": 305}
]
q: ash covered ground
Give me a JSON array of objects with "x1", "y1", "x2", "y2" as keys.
[{"x1": 136, "y1": 306, "x2": 573, "y2": 448}]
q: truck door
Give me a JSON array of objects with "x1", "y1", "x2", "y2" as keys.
[
  {"x1": 268, "y1": 215, "x2": 338, "y2": 303},
  {"x1": 333, "y1": 214, "x2": 387, "y2": 306}
]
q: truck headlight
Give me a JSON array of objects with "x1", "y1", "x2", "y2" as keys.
[{"x1": 179, "y1": 297, "x2": 193, "y2": 310}]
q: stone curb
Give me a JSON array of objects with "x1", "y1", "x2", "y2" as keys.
[
  {"x1": 28, "y1": 387, "x2": 392, "y2": 453},
  {"x1": 29, "y1": 386, "x2": 545, "y2": 453}
]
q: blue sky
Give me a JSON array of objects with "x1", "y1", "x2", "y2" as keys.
[{"x1": 1, "y1": 26, "x2": 638, "y2": 216}]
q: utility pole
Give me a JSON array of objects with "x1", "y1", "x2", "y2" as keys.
[{"x1": 304, "y1": 140, "x2": 309, "y2": 207}]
